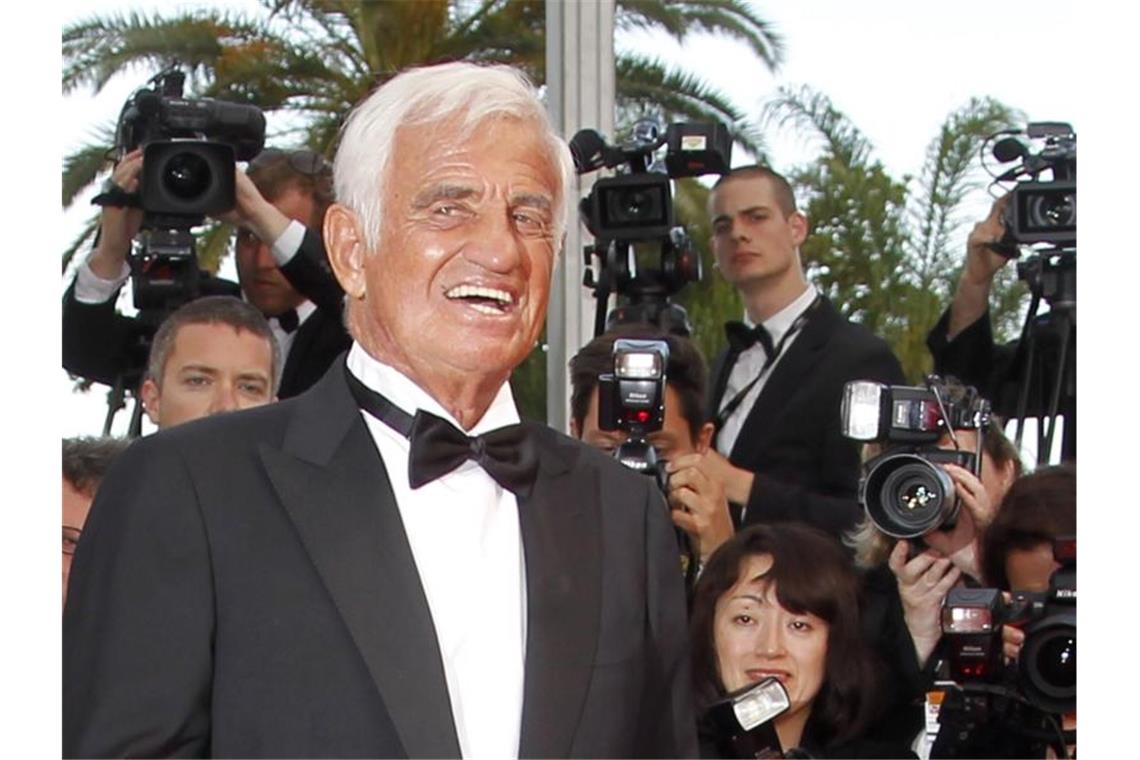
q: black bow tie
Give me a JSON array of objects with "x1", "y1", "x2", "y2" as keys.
[
  {"x1": 345, "y1": 366, "x2": 538, "y2": 498},
  {"x1": 276, "y1": 309, "x2": 300, "y2": 334},
  {"x1": 724, "y1": 320, "x2": 775, "y2": 356}
]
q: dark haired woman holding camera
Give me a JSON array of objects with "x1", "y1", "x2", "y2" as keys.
[{"x1": 690, "y1": 523, "x2": 916, "y2": 758}]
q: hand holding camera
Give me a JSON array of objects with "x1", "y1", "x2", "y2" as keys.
[
  {"x1": 89, "y1": 149, "x2": 146, "y2": 280},
  {"x1": 666, "y1": 452, "x2": 734, "y2": 563},
  {"x1": 888, "y1": 539, "x2": 961, "y2": 667}
]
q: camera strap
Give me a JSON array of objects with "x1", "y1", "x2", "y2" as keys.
[{"x1": 713, "y1": 295, "x2": 820, "y2": 434}]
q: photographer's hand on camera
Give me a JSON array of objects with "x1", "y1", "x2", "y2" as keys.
[
  {"x1": 666, "y1": 453, "x2": 734, "y2": 564},
  {"x1": 216, "y1": 168, "x2": 293, "y2": 245},
  {"x1": 889, "y1": 539, "x2": 962, "y2": 667},
  {"x1": 87, "y1": 149, "x2": 145, "y2": 281},
  {"x1": 693, "y1": 447, "x2": 755, "y2": 507},
  {"x1": 947, "y1": 195, "x2": 1013, "y2": 339},
  {"x1": 922, "y1": 462, "x2": 996, "y2": 583}
]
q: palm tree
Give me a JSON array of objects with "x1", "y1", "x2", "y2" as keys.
[
  {"x1": 62, "y1": 0, "x2": 784, "y2": 270},
  {"x1": 762, "y1": 85, "x2": 1023, "y2": 381}
]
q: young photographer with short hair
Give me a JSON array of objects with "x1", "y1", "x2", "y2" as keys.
[{"x1": 569, "y1": 325, "x2": 735, "y2": 569}]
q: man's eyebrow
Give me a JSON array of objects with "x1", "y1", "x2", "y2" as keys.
[
  {"x1": 510, "y1": 192, "x2": 553, "y2": 212},
  {"x1": 178, "y1": 364, "x2": 220, "y2": 376},
  {"x1": 713, "y1": 205, "x2": 769, "y2": 225},
  {"x1": 236, "y1": 371, "x2": 270, "y2": 385},
  {"x1": 411, "y1": 184, "x2": 479, "y2": 210}
]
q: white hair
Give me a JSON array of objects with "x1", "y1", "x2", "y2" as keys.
[{"x1": 333, "y1": 61, "x2": 575, "y2": 251}]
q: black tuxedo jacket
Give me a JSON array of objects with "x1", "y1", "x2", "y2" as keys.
[
  {"x1": 62, "y1": 228, "x2": 350, "y2": 399},
  {"x1": 63, "y1": 358, "x2": 697, "y2": 758},
  {"x1": 708, "y1": 296, "x2": 905, "y2": 538}
]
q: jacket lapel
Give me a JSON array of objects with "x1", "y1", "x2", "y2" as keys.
[
  {"x1": 259, "y1": 359, "x2": 462, "y2": 758},
  {"x1": 516, "y1": 428, "x2": 601, "y2": 758},
  {"x1": 730, "y1": 297, "x2": 840, "y2": 461}
]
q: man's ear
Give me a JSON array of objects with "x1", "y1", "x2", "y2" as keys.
[
  {"x1": 324, "y1": 203, "x2": 369, "y2": 300},
  {"x1": 695, "y1": 421, "x2": 716, "y2": 454},
  {"x1": 788, "y1": 210, "x2": 809, "y2": 247},
  {"x1": 140, "y1": 378, "x2": 161, "y2": 426}
]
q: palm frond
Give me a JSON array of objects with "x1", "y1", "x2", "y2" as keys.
[
  {"x1": 617, "y1": 0, "x2": 784, "y2": 70},
  {"x1": 63, "y1": 134, "x2": 115, "y2": 208},
  {"x1": 763, "y1": 85, "x2": 875, "y2": 168}
]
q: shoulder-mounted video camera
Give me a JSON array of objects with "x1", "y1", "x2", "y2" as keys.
[
  {"x1": 840, "y1": 377, "x2": 990, "y2": 538},
  {"x1": 97, "y1": 66, "x2": 266, "y2": 315},
  {"x1": 571, "y1": 121, "x2": 732, "y2": 337}
]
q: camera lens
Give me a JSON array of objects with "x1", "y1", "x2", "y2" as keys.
[
  {"x1": 1020, "y1": 616, "x2": 1076, "y2": 714},
  {"x1": 1025, "y1": 189, "x2": 1076, "y2": 232},
  {"x1": 607, "y1": 187, "x2": 664, "y2": 225},
  {"x1": 162, "y1": 151, "x2": 213, "y2": 201},
  {"x1": 862, "y1": 454, "x2": 956, "y2": 538}
]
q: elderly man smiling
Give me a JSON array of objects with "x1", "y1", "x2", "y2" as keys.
[{"x1": 64, "y1": 62, "x2": 696, "y2": 759}]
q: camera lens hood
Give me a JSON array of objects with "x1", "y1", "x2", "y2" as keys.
[
  {"x1": 1019, "y1": 611, "x2": 1076, "y2": 715},
  {"x1": 861, "y1": 452, "x2": 957, "y2": 538}
]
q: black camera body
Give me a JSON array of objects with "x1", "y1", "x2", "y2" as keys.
[
  {"x1": 934, "y1": 541, "x2": 1076, "y2": 757},
  {"x1": 841, "y1": 377, "x2": 990, "y2": 538},
  {"x1": 597, "y1": 338, "x2": 669, "y2": 488},
  {"x1": 992, "y1": 122, "x2": 1076, "y2": 251},
  {"x1": 571, "y1": 121, "x2": 731, "y2": 337},
  {"x1": 103, "y1": 68, "x2": 265, "y2": 314}
]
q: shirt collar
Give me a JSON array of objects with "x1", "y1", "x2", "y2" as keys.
[
  {"x1": 346, "y1": 342, "x2": 520, "y2": 435},
  {"x1": 743, "y1": 283, "x2": 818, "y2": 344}
]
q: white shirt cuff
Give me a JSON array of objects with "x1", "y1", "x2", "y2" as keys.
[
  {"x1": 271, "y1": 220, "x2": 306, "y2": 266},
  {"x1": 73, "y1": 260, "x2": 130, "y2": 304}
]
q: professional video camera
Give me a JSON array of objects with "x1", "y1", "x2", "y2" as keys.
[
  {"x1": 90, "y1": 65, "x2": 265, "y2": 437},
  {"x1": 984, "y1": 122, "x2": 1077, "y2": 464},
  {"x1": 97, "y1": 65, "x2": 266, "y2": 314},
  {"x1": 932, "y1": 539, "x2": 1076, "y2": 758},
  {"x1": 989, "y1": 122, "x2": 1076, "y2": 251},
  {"x1": 570, "y1": 120, "x2": 732, "y2": 337},
  {"x1": 840, "y1": 377, "x2": 991, "y2": 538}
]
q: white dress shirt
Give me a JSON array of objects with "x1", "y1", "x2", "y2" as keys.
[
  {"x1": 347, "y1": 343, "x2": 527, "y2": 759},
  {"x1": 716, "y1": 284, "x2": 819, "y2": 458}
]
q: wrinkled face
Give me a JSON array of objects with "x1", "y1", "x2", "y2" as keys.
[
  {"x1": 142, "y1": 323, "x2": 275, "y2": 429},
  {"x1": 714, "y1": 554, "x2": 829, "y2": 724},
  {"x1": 1005, "y1": 541, "x2": 1061, "y2": 593},
  {"x1": 235, "y1": 185, "x2": 316, "y2": 316},
  {"x1": 936, "y1": 429, "x2": 1015, "y2": 505},
  {"x1": 355, "y1": 116, "x2": 559, "y2": 383},
  {"x1": 62, "y1": 478, "x2": 94, "y2": 608},
  {"x1": 709, "y1": 175, "x2": 807, "y2": 290},
  {"x1": 575, "y1": 385, "x2": 711, "y2": 463}
]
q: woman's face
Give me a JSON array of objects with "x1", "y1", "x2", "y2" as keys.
[{"x1": 713, "y1": 553, "x2": 829, "y2": 723}]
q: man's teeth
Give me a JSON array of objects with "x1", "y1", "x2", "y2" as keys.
[{"x1": 445, "y1": 284, "x2": 514, "y2": 307}]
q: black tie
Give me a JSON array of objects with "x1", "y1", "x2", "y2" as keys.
[
  {"x1": 724, "y1": 320, "x2": 775, "y2": 357},
  {"x1": 345, "y1": 366, "x2": 538, "y2": 498},
  {"x1": 276, "y1": 309, "x2": 300, "y2": 334}
]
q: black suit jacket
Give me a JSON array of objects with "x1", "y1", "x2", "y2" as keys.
[
  {"x1": 62, "y1": 228, "x2": 350, "y2": 399},
  {"x1": 63, "y1": 358, "x2": 697, "y2": 758},
  {"x1": 708, "y1": 296, "x2": 905, "y2": 538}
]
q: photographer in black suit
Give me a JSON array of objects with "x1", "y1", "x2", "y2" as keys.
[
  {"x1": 700, "y1": 165, "x2": 905, "y2": 540},
  {"x1": 62, "y1": 146, "x2": 349, "y2": 400}
]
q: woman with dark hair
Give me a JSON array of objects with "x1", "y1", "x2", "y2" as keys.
[{"x1": 690, "y1": 523, "x2": 916, "y2": 758}]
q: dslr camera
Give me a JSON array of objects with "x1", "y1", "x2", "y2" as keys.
[
  {"x1": 933, "y1": 540, "x2": 1076, "y2": 757},
  {"x1": 571, "y1": 120, "x2": 732, "y2": 336},
  {"x1": 99, "y1": 66, "x2": 266, "y2": 313},
  {"x1": 840, "y1": 377, "x2": 990, "y2": 538},
  {"x1": 597, "y1": 338, "x2": 670, "y2": 489}
]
